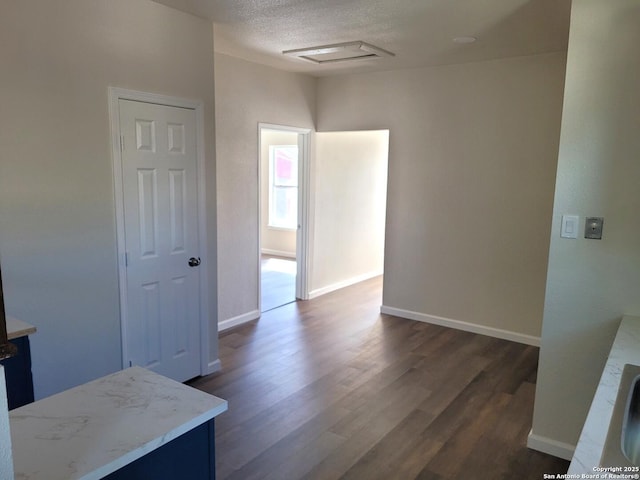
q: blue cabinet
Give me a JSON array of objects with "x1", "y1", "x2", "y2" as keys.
[
  {"x1": 0, "y1": 335, "x2": 34, "y2": 409},
  {"x1": 104, "y1": 420, "x2": 216, "y2": 480}
]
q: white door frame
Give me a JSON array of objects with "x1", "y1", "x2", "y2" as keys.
[
  {"x1": 108, "y1": 87, "x2": 211, "y2": 376},
  {"x1": 258, "y1": 123, "x2": 312, "y2": 306}
]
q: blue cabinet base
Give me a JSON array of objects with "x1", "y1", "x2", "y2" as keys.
[
  {"x1": 104, "y1": 419, "x2": 216, "y2": 480},
  {"x1": 0, "y1": 336, "x2": 34, "y2": 409}
]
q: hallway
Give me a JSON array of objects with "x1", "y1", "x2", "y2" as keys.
[{"x1": 191, "y1": 277, "x2": 569, "y2": 479}]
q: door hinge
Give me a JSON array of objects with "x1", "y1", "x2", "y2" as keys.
[
  {"x1": 124, "y1": 252, "x2": 129, "y2": 267},
  {"x1": 120, "y1": 135, "x2": 125, "y2": 153}
]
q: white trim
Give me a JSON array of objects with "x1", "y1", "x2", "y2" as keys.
[
  {"x1": 267, "y1": 144, "x2": 299, "y2": 231},
  {"x1": 261, "y1": 249, "x2": 296, "y2": 259},
  {"x1": 266, "y1": 225, "x2": 297, "y2": 232},
  {"x1": 527, "y1": 430, "x2": 575, "y2": 460},
  {"x1": 219, "y1": 310, "x2": 260, "y2": 333},
  {"x1": 108, "y1": 89, "x2": 129, "y2": 370},
  {"x1": 194, "y1": 101, "x2": 213, "y2": 378},
  {"x1": 379, "y1": 305, "x2": 541, "y2": 347},
  {"x1": 296, "y1": 130, "x2": 312, "y2": 301},
  {"x1": 108, "y1": 87, "x2": 211, "y2": 376},
  {"x1": 206, "y1": 359, "x2": 222, "y2": 375},
  {"x1": 308, "y1": 271, "x2": 383, "y2": 299},
  {"x1": 259, "y1": 123, "x2": 313, "y2": 134},
  {"x1": 258, "y1": 123, "x2": 312, "y2": 309}
]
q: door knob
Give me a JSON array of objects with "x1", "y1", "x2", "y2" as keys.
[{"x1": 188, "y1": 257, "x2": 201, "y2": 267}]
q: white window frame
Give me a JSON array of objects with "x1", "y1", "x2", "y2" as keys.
[{"x1": 268, "y1": 144, "x2": 299, "y2": 231}]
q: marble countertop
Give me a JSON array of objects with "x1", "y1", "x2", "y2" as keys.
[
  {"x1": 9, "y1": 366, "x2": 228, "y2": 480},
  {"x1": 6, "y1": 316, "x2": 36, "y2": 340},
  {"x1": 569, "y1": 315, "x2": 640, "y2": 474}
]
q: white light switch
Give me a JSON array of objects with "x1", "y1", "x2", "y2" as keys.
[{"x1": 561, "y1": 215, "x2": 579, "y2": 239}]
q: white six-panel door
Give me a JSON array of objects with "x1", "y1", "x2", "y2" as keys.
[{"x1": 119, "y1": 99, "x2": 200, "y2": 382}]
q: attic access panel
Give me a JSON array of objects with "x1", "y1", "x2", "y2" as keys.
[{"x1": 283, "y1": 41, "x2": 394, "y2": 64}]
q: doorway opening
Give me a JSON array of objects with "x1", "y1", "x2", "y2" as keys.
[
  {"x1": 258, "y1": 124, "x2": 311, "y2": 313},
  {"x1": 310, "y1": 130, "x2": 389, "y2": 298}
]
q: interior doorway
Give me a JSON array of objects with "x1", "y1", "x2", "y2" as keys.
[
  {"x1": 258, "y1": 124, "x2": 310, "y2": 312},
  {"x1": 109, "y1": 87, "x2": 211, "y2": 381}
]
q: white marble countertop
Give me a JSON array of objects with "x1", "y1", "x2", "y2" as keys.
[
  {"x1": 9, "y1": 366, "x2": 227, "y2": 480},
  {"x1": 569, "y1": 315, "x2": 640, "y2": 474},
  {"x1": 6, "y1": 316, "x2": 36, "y2": 340}
]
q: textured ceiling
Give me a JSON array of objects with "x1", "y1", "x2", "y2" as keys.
[{"x1": 153, "y1": 0, "x2": 571, "y2": 77}]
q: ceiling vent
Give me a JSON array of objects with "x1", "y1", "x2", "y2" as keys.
[{"x1": 283, "y1": 41, "x2": 394, "y2": 64}]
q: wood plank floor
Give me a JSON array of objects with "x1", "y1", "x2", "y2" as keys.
[{"x1": 190, "y1": 276, "x2": 569, "y2": 480}]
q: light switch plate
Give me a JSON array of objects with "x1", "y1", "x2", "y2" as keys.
[
  {"x1": 585, "y1": 217, "x2": 604, "y2": 239},
  {"x1": 561, "y1": 215, "x2": 579, "y2": 239}
]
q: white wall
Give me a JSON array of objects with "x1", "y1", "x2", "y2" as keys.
[
  {"x1": 0, "y1": 367, "x2": 13, "y2": 479},
  {"x1": 260, "y1": 130, "x2": 298, "y2": 258},
  {"x1": 0, "y1": 0, "x2": 218, "y2": 399},
  {"x1": 530, "y1": 0, "x2": 640, "y2": 457},
  {"x1": 310, "y1": 131, "x2": 389, "y2": 296},
  {"x1": 317, "y1": 53, "x2": 566, "y2": 342},
  {"x1": 214, "y1": 53, "x2": 316, "y2": 326}
]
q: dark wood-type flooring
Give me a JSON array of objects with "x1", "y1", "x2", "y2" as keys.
[{"x1": 190, "y1": 276, "x2": 569, "y2": 480}]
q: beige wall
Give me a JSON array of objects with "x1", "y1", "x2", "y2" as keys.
[
  {"x1": 260, "y1": 130, "x2": 298, "y2": 258},
  {"x1": 317, "y1": 53, "x2": 566, "y2": 341},
  {"x1": 311, "y1": 131, "x2": 388, "y2": 296},
  {"x1": 214, "y1": 53, "x2": 316, "y2": 324},
  {"x1": 0, "y1": 0, "x2": 217, "y2": 399},
  {"x1": 531, "y1": 0, "x2": 640, "y2": 456}
]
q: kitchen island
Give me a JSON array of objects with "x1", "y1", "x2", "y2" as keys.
[
  {"x1": 569, "y1": 315, "x2": 640, "y2": 473},
  {"x1": 9, "y1": 366, "x2": 227, "y2": 480}
]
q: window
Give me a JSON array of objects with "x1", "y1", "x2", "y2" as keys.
[{"x1": 269, "y1": 145, "x2": 298, "y2": 230}]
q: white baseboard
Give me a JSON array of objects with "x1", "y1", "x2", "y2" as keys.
[
  {"x1": 527, "y1": 430, "x2": 575, "y2": 460},
  {"x1": 308, "y1": 271, "x2": 383, "y2": 299},
  {"x1": 261, "y1": 249, "x2": 296, "y2": 259},
  {"x1": 204, "y1": 359, "x2": 222, "y2": 376},
  {"x1": 379, "y1": 305, "x2": 541, "y2": 347},
  {"x1": 219, "y1": 310, "x2": 260, "y2": 333}
]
